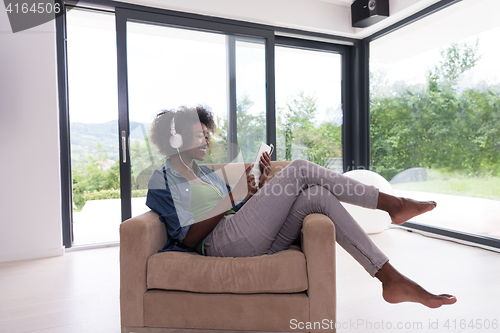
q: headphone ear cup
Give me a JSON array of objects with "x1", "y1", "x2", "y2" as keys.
[{"x1": 170, "y1": 133, "x2": 183, "y2": 149}]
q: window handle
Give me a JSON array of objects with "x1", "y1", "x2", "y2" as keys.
[{"x1": 122, "y1": 130, "x2": 127, "y2": 163}]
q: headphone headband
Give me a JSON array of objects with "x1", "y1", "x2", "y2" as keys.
[{"x1": 170, "y1": 117, "x2": 176, "y2": 134}]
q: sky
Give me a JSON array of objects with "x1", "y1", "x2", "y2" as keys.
[
  {"x1": 370, "y1": 3, "x2": 500, "y2": 91},
  {"x1": 371, "y1": 26, "x2": 500, "y2": 91}
]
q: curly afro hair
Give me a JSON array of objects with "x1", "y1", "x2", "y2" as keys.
[{"x1": 149, "y1": 105, "x2": 216, "y2": 158}]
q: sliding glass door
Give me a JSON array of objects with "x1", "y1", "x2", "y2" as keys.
[
  {"x1": 369, "y1": 0, "x2": 500, "y2": 243},
  {"x1": 116, "y1": 9, "x2": 274, "y2": 220},
  {"x1": 125, "y1": 23, "x2": 267, "y2": 217},
  {"x1": 275, "y1": 42, "x2": 343, "y2": 172},
  {"x1": 66, "y1": 8, "x2": 121, "y2": 245},
  {"x1": 64, "y1": 7, "x2": 272, "y2": 244}
]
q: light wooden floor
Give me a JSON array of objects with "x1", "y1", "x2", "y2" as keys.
[
  {"x1": 336, "y1": 227, "x2": 500, "y2": 333},
  {"x1": 0, "y1": 228, "x2": 499, "y2": 333}
]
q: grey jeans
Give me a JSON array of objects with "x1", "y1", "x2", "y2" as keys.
[{"x1": 203, "y1": 159, "x2": 389, "y2": 277}]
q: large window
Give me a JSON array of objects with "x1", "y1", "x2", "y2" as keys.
[
  {"x1": 370, "y1": 0, "x2": 500, "y2": 241},
  {"x1": 275, "y1": 44, "x2": 343, "y2": 172}
]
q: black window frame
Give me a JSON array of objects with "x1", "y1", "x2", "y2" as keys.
[{"x1": 56, "y1": 0, "x2": 358, "y2": 248}]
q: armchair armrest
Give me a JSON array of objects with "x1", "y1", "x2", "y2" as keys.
[
  {"x1": 301, "y1": 214, "x2": 336, "y2": 332},
  {"x1": 120, "y1": 211, "x2": 167, "y2": 327}
]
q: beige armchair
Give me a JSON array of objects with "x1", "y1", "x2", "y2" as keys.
[{"x1": 120, "y1": 161, "x2": 337, "y2": 333}]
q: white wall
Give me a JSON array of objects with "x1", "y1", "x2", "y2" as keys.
[{"x1": 0, "y1": 8, "x2": 64, "y2": 262}]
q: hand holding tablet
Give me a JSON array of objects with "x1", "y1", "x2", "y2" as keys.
[{"x1": 251, "y1": 142, "x2": 274, "y2": 187}]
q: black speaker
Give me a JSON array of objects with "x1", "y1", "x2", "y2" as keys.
[{"x1": 351, "y1": 0, "x2": 389, "y2": 28}]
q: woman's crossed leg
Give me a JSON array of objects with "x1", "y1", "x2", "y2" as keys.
[{"x1": 205, "y1": 159, "x2": 456, "y2": 308}]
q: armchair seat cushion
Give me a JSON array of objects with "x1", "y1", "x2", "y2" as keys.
[{"x1": 147, "y1": 246, "x2": 308, "y2": 294}]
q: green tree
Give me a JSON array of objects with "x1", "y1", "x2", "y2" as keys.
[
  {"x1": 431, "y1": 40, "x2": 481, "y2": 89},
  {"x1": 206, "y1": 95, "x2": 266, "y2": 164},
  {"x1": 206, "y1": 114, "x2": 229, "y2": 164},
  {"x1": 370, "y1": 39, "x2": 500, "y2": 180},
  {"x1": 236, "y1": 95, "x2": 266, "y2": 162},
  {"x1": 279, "y1": 92, "x2": 316, "y2": 160},
  {"x1": 129, "y1": 137, "x2": 163, "y2": 189},
  {"x1": 277, "y1": 91, "x2": 342, "y2": 166},
  {"x1": 72, "y1": 143, "x2": 120, "y2": 210},
  {"x1": 300, "y1": 121, "x2": 342, "y2": 167}
]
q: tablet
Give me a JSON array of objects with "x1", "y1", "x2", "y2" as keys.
[{"x1": 251, "y1": 142, "x2": 272, "y2": 187}]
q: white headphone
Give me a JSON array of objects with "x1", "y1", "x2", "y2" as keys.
[{"x1": 169, "y1": 116, "x2": 183, "y2": 149}]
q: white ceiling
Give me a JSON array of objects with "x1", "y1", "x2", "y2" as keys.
[
  {"x1": 122, "y1": 0, "x2": 442, "y2": 40},
  {"x1": 316, "y1": 0, "x2": 355, "y2": 7},
  {"x1": 116, "y1": 0, "x2": 500, "y2": 48}
]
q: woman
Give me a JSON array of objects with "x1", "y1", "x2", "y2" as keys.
[{"x1": 147, "y1": 105, "x2": 457, "y2": 309}]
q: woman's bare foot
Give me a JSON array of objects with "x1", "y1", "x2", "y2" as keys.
[
  {"x1": 389, "y1": 197, "x2": 437, "y2": 224},
  {"x1": 382, "y1": 276, "x2": 457, "y2": 308},
  {"x1": 377, "y1": 193, "x2": 437, "y2": 225},
  {"x1": 376, "y1": 262, "x2": 457, "y2": 308}
]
